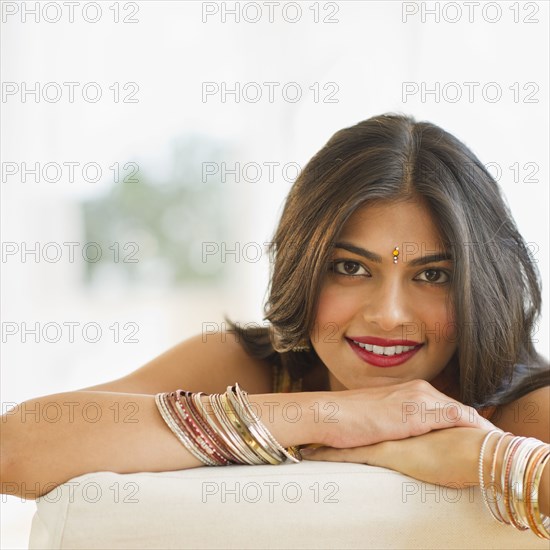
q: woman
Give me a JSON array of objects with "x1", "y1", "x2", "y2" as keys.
[{"x1": 2, "y1": 113, "x2": 549, "y2": 538}]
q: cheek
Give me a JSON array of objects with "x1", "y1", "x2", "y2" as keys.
[
  {"x1": 414, "y1": 294, "x2": 456, "y2": 338},
  {"x1": 441, "y1": 299, "x2": 457, "y2": 344},
  {"x1": 429, "y1": 301, "x2": 458, "y2": 350},
  {"x1": 314, "y1": 283, "x2": 356, "y2": 334}
]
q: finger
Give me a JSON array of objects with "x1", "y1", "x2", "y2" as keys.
[
  {"x1": 300, "y1": 446, "x2": 341, "y2": 461},
  {"x1": 457, "y1": 407, "x2": 496, "y2": 431},
  {"x1": 302, "y1": 443, "x2": 387, "y2": 467},
  {"x1": 426, "y1": 402, "x2": 495, "y2": 431}
]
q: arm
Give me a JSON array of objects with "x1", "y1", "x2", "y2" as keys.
[
  {"x1": 2, "y1": 378, "x2": 491, "y2": 500},
  {"x1": 303, "y1": 385, "x2": 550, "y2": 517},
  {"x1": 1, "y1": 389, "x2": 329, "y2": 499}
]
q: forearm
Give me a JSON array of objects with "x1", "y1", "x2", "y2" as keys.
[
  {"x1": 1, "y1": 391, "x2": 203, "y2": 499},
  {"x1": 1, "y1": 390, "x2": 331, "y2": 499}
]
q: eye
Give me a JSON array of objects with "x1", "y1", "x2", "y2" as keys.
[
  {"x1": 415, "y1": 269, "x2": 450, "y2": 285},
  {"x1": 329, "y1": 260, "x2": 369, "y2": 278}
]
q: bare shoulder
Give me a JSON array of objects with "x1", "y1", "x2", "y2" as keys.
[
  {"x1": 492, "y1": 385, "x2": 549, "y2": 443},
  {"x1": 76, "y1": 330, "x2": 274, "y2": 395}
]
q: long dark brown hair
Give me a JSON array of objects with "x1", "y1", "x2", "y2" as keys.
[{"x1": 225, "y1": 113, "x2": 549, "y2": 409}]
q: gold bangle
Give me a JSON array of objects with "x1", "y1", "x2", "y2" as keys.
[
  {"x1": 221, "y1": 393, "x2": 280, "y2": 465},
  {"x1": 510, "y1": 439, "x2": 542, "y2": 529},
  {"x1": 227, "y1": 385, "x2": 295, "y2": 461},
  {"x1": 526, "y1": 449, "x2": 550, "y2": 539},
  {"x1": 233, "y1": 383, "x2": 302, "y2": 463},
  {"x1": 210, "y1": 393, "x2": 260, "y2": 464}
]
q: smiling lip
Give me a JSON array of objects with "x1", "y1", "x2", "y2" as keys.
[
  {"x1": 346, "y1": 337, "x2": 423, "y2": 368},
  {"x1": 348, "y1": 336, "x2": 421, "y2": 346}
]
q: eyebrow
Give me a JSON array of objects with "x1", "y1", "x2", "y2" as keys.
[{"x1": 333, "y1": 241, "x2": 453, "y2": 266}]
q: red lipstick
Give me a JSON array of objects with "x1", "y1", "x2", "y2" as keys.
[
  {"x1": 348, "y1": 336, "x2": 421, "y2": 346},
  {"x1": 346, "y1": 337, "x2": 423, "y2": 368}
]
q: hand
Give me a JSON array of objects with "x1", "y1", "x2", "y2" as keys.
[
  {"x1": 322, "y1": 379, "x2": 496, "y2": 448},
  {"x1": 303, "y1": 425, "x2": 497, "y2": 489}
]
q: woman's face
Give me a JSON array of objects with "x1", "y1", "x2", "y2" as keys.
[{"x1": 311, "y1": 199, "x2": 458, "y2": 391}]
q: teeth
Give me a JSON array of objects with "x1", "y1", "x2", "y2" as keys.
[{"x1": 353, "y1": 340, "x2": 417, "y2": 356}]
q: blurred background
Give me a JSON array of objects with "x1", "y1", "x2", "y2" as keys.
[{"x1": 1, "y1": 1, "x2": 548, "y2": 546}]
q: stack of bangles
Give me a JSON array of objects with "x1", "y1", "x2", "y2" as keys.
[
  {"x1": 479, "y1": 429, "x2": 550, "y2": 539},
  {"x1": 154, "y1": 383, "x2": 302, "y2": 466}
]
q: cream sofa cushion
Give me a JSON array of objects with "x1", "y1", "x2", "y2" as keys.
[{"x1": 29, "y1": 460, "x2": 548, "y2": 549}]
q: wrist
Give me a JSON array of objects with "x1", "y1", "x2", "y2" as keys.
[{"x1": 249, "y1": 391, "x2": 335, "y2": 447}]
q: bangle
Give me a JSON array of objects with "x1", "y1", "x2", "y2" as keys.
[
  {"x1": 509, "y1": 438, "x2": 543, "y2": 529},
  {"x1": 176, "y1": 391, "x2": 232, "y2": 465},
  {"x1": 502, "y1": 436, "x2": 527, "y2": 530},
  {"x1": 484, "y1": 432, "x2": 550, "y2": 540},
  {"x1": 524, "y1": 446, "x2": 550, "y2": 538},
  {"x1": 154, "y1": 384, "x2": 303, "y2": 467},
  {"x1": 487, "y1": 431, "x2": 513, "y2": 524},
  {"x1": 221, "y1": 392, "x2": 279, "y2": 465},
  {"x1": 201, "y1": 393, "x2": 252, "y2": 464},
  {"x1": 231, "y1": 383, "x2": 302, "y2": 463},
  {"x1": 212, "y1": 392, "x2": 262, "y2": 464},
  {"x1": 189, "y1": 392, "x2": 235, "y2": 463},
  {"x1": 479, "y1": 429, "x2": 503, "y2": 521},
  {"x1": 225, "y1": 385, "x2": 287, "y2": 463},
  {"x1": 171, "y1": 391, "x2": 228, "y2": 465},
  {"x1": 155, "y1": 392, "x2": 218, "y2": 466}
]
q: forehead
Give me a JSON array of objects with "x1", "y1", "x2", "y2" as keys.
[{"x1": 338, "y1": 200, "x2": 445, "y2": 248}]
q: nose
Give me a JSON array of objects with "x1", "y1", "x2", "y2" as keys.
[{"x1": 362, "y1": 276, "x2": 413, "y2": 334}]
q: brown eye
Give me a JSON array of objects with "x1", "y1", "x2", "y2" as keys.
[
  {"x1": 330, "y1": 260, "x2": 368, "y2": 277},
  {"x1": 342, "y1": 261, "x2": 360, "y2": 275},
  {"x1": 417, "y1": 269, "x2": 450, "y2": 284},
  {"x1": 426, "y1": 270, "x2": 439, "y2": 282}
]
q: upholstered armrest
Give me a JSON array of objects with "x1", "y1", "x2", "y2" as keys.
[{"x1": 29, "y1": 461, "x2": 548, "y2": 549}]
